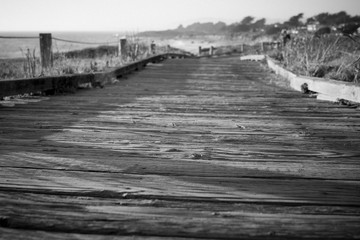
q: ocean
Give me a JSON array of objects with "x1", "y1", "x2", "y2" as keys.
[{"x1": 0, "y1": 31, "x2": 128, "y2": 59}]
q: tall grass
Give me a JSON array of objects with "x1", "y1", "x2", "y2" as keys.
[
  {"x1": 0, "y1": 37, "x2": 174, "y2": 80},
  {"x1": 275, "y1": 34, "x2": 360, "y2": 83},
  {"x1": 21, "y1": 48, "x2": 37, "y2": 78},
  {"x1": 0, "y1": 48, "x2": 39, "y2": 79},
  {"x1": 0, "y1": 58, "x2": 25, "y2": 79}
]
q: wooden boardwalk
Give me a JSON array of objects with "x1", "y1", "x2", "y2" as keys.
[{"x1": 1, "y1": 56, "x2": 360, "y2": 239}]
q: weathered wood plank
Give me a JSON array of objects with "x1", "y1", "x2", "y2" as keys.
[
  {"x1": 0, "y1": 227, "x2": 193, "y2": 240},
  {"x1": 0, "y1": 167, "x2": 359, "y2": 206},
  {"x1": 0, "y1": 147, "x2": 359, "y2": 180},
  {"x1": 1, "y1": 56, "x2": 360, "y2": 238},
  {"x1": 1, "y1": 193, "x2": 360, "y2": 239}
]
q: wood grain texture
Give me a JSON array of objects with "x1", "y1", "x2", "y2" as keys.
[{"x1": 1, "y1": 56, "x2": 360, "y2": 239}]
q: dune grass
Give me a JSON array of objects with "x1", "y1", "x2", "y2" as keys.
[
  {"x1": 207, "y1": 32, "x2": 360, "y2": 83},
  {"x1": 268, "y1": 34, "x2": 360, "y2": 83},
  {"x1": 0, "y1": 37, "x2": 179, "y2": 80},
  {"x1": 3, "y1": 32, "x2": 358, "y2": 83}
]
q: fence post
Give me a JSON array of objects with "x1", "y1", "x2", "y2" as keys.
[
  {"x1": 134, "y1": 44, "x2": 139, "y2": 59},
  {"x1": 210, "y1": 46, "x2": 214, "y2": 56},
  {"x1": 240, "y1": 44, "x2": 244, "y2": 52},
  {"x1": 119, "y1": 38, "x2": 127, "y2": 59},
  {"x1": 261, "y1": 42, "x2": 265, "y2": 52},
  {"x1": 150, "y1": 41, "x2": 156, "y2": 54},
  {"x1": 198, "y1": 46, "x2": 202, "y2": 56},
  {"x1": 39, "y1": 33, "x2": 53, "y2": 69},
  {"x1": 117, "y1": 39, "x2": 120, "y2": 57}
]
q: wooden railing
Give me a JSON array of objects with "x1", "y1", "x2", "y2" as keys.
[
  {"x1": 1, "y1": 33, "x2": 189, "y2": 70},
  {"x1": 198, "y1": 46, "x2": 217, "y2": 56},
  {"x1": 0, "y1": 53, "x2": 192, "y2": 99}
]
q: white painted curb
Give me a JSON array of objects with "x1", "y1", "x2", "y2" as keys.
[{"x1": 265, "y1": 56, "x2": 360, "y2": 103}]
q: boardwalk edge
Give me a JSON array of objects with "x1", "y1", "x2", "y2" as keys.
[
  {"x1": 0, "y1": 53, "x2": 192, "y2": 99},
  {"x1": 240, "y1": 54, "x2": 360, "y2": 104}
]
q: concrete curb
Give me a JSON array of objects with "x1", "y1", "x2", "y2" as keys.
[
  {"x1": 240, "y1": 55, "x2": 360, "y2": 103},
  {"x1": 266, "y1": 57, "x2": 360, "y2": 103}
]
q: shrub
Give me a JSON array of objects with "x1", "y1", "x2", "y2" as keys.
[{"x1": 279, "y1": 34, "x2": 360, "y2": 82}]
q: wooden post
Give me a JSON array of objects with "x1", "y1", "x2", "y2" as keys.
[
  {"x1": 199, "y1": 46, "x2": 202, "y2": 56},
  {"x1": 261, "y1": 42, "x2": 264, "y2": 52},
  {"x1": 150, "y1": 41, "x2": 156, "y2": 54},
  {"x1": 119, "y1": 38, "x2": 127, "y2": 59},
  {"x1": 210, "y1": 46, "x2": 214, "y2": 56},
  {"x1": 134, "y1": 44, "x2": 139, "y2": 59},
  {"x1": 117, "y1": 39, "x2": 120, "y2": 57},
  {"x1": 240, "y1": 44, "x2": 244, "y2": 52},
  {"x1": 39, "y1": 33, "x2": 53, "y2": 69}
]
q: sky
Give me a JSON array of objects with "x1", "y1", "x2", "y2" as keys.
[{"x1": 0, "y1": 0, "x2": 359, "y2": 32}]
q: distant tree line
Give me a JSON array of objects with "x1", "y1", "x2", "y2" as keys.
[
  {"x1": 306, "y1": 11, "x2": 360, "y2": 26},
  {"x1": 176, "y1": 11, "x2": 360, "y2": 35}
]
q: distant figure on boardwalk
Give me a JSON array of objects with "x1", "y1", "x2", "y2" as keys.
[{"x1": 281, "y1": 29, "x2": 291, "y2": 46}]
